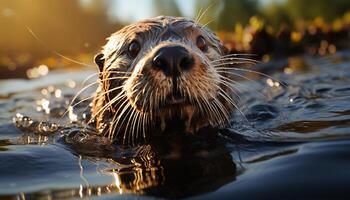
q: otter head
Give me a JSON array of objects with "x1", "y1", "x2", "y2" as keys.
[{"x1": 93, "y1": 16, "x2": 236, "y2": 142}]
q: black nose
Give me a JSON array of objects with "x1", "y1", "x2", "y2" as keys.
[{"x1": 152, "y1": 46, "x2": 194, "y2": 76}]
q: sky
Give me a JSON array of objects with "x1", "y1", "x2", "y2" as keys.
[
  {"x1": 102, "y1": 0, "x2": 284, "y2": 23},
  {"x1": 108, "y1": 0, "x2": 195, "y2": 22}
]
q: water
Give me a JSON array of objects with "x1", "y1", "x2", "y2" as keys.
[{"x1": 1, "y1": 52, "x2": 350, "y2": 199}]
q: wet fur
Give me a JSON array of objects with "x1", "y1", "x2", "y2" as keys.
[{"x1": 92, "y1": 16, "x2": 237, "y2": 144}]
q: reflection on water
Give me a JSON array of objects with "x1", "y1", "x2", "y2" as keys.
[
  {"x1": 275, "y1": 119, "x2": 350, "y2": 134},
  {"x1": 1, "y1": 52, "x2": 350, "y2": 199},
  {"x1": 94, "y1": 135, "x2": 236, "y2": 198},
  {"x1": 5, "y1": 130, "x2": 237, "y2": 199}
]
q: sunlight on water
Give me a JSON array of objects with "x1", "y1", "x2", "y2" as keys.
[
  {"x1": 1, "y1": 52, "x2": 350, "y2": 199},
  {"x1": 26, "y1": 65, "x2": 49, "y2": 79}
]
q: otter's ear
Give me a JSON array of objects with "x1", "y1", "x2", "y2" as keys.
[{"x1": 94, "y1": 53, "x2": 105, "y2": 72}]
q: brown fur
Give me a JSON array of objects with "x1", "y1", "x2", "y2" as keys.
[{"x1": 92, "y1": 16, "x2": 235, "y2": 144}]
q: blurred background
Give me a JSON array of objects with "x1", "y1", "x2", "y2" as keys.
[{"x1": 0, "y1": 0, "x2": 349, "y2": 79}]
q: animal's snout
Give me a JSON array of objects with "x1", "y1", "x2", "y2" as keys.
[{"x1": 152, "y1": 46, "x2": 194, "y2": 77}]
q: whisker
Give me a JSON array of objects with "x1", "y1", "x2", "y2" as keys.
[
  {"x1": 195, "y1": 82, "x2": 222, "y2": 125},
  {"x1": 82, "y1": 71, "x2": 136, "y2": 85},
  {"x1": 111, "y1": 101, "x2": 131, "y2": 140},
  {"x1": 59, "y1": 81, "x2": 100, "y2": 122},
  {"x1": 91, "y1": 81, "x2": 143, "y2": 125},
  {"x1": 108, "y1": 112, "x2": 119, "y2": 140},
  {"x1": 215, "y1": 66, "x2": 286, "y2": 87},
  {"x1": 88, "y1": 90, "x2": 127, "y2": 125},
  {"x1": 196, "y1": 1, "x2": 216, "y2": 25},
  {"x1": 199, "y1": 81, "x2": 221, "y2": 124},
  {"x1": 211, "y1": 98, "x2": 230, "y2": 125},
  {"x1": 71, "y1": 85, "x2": 124, "y2": 113},
  {"x1": 125, "y1": 107, "x2": 136, "y2": 145},
  {"x1": 217, "y1": 69, "x2": 262, "y2": 84},
  {"x1": 194, "y1": 6, "x2": 203, "y2": 25},
  {"x1": 218, "y1": 88, "x2": 248, "y2": 122},
  {"x1": 219, "y1": 53, "x2": 259, "y2": 59},
  {"x1": 217, "y1": 79, "x2": 243, "y2": 102},
  {"x1": 132, "y1": 111, "x2": 141, "y2": 145},
  {"x1": 119, "y1": 106, "x2": 134, "y2": 145},
  {"x1": 109, "y1": 98, "x2": 130, "y2": 139},
  {"x1": 211, "y1": 57, "x2": 261, "y2": 65},
  {"x1": 218, "y1": 74, "x2": 266, "y2": 99},
  {"x1": 80, "y1": 70, "x2": 134, "y2": 85},
  {"x1": 201, "y1": 18, "x2": 214, "y2": 28},
  {"x1": 25, "y1": 25, "x2": 95, "y2": 68},
  {"x1": 143, "y1": 114, "x2": 148, "y2": 139},
  {"x1": 60, "y1": 76, "x2": 130, "y2": 120}
]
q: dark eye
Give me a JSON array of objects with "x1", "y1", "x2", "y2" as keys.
[
  {"x1": 128, "y1": 40, "x2": 141, "y2": 58},
  {"x1": 196, "y1": 35, "x2": 207, "y2": 51}
]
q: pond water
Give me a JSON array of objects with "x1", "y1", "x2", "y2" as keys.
[{"x1": 1, "y1": 52, "x2": 350, "y2": 199}]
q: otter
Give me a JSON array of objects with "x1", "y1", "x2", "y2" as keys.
[{"x1": 91, "y1": 16, "x2": 247, "y2": 144}]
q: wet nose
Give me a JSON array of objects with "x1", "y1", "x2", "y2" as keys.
[{"x1": 152, "y1": 46, "x2": 194, "y2": 76}]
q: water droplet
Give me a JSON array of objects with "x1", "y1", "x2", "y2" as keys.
[
  {"x1": 68, "y1": 106, "x2": 78, "y2": 122},
  {"x1": 266, "y1": 78, "x2": 274, "y2": 87},
  {"x1": 41, "y1": 88, "x2": 48, "y2": 95},
  {"x1": 37, "y1": 98, "x2": 50, "y2": 114},
  {"x1": 266, "y1": 78, "x2": 280, "y2": 88},
  {"x1": 55, "y1": 89, "x2": 62, "y2": 98},
  {"x1": 38, "y1": 122, "x2": 59, "y2": 133},
  {"x1": 66, "y1": 80, "x2": 76, "y2": 88},
  {"x1": 13, "y1": 113, "x2": 33, "y2": 128},
  {"x1": 82, "y1": 112, "x2": 91, "y2": 123},
  {"x1": 48, "y1": 86, "x2": 55, "y2": 93}
]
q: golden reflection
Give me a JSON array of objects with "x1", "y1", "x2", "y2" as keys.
[
  {"x1": 61, "y1": 134, "x2": 238, "y2": 199},
  {"x1": 15, "y1": 133, "x2": 50, "y2": 146},
  {"x1": 284, "y1": 67, "x2": 293, "y2": 74},
  {"x1": 102, "y1": 145, "x2": 166, "y2": 195},
  {"x1": 275, "y1": 119, "x2": 350, "y2": 134},
  {"x1": 284, "y1": 57, "x2": 309, "y2": 74},
  {"x1": 266, "y1": 78, "x2": 280, "y2": 87}
]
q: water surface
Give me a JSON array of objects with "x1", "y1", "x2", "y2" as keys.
[{"x1": 1, "y1": 52, "x2": 350, "y2": 199}]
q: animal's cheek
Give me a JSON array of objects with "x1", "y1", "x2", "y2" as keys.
[{"x1": 203, "y1": 48, "x2": 222, "y2": 61}]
